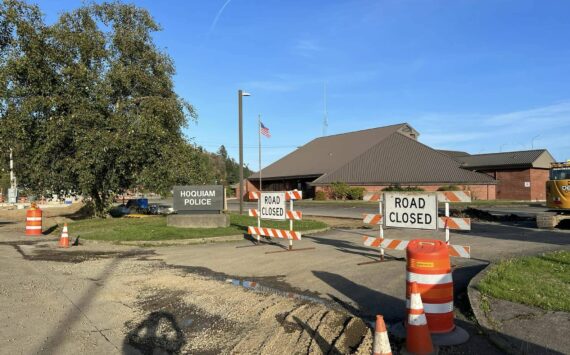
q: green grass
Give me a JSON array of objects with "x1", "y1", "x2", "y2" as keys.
[
  {"x1": 477, "y1": 251, "x2": 570, "y2": 312},
  {"x1": 66, "y1": 213, "x2": 328, "y2": 242}
]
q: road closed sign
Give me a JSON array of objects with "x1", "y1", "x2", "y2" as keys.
[
  {"x1": 384, "y1": 192, "x2": 438, "y2": 230},
  {"x1": 260, "y1": 192, "x2": 286, "y2": 220}
]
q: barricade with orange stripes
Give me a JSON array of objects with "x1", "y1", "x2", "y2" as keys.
[
  {"x1": 438, "y1": 191, "x2": 472, "y2": 245},
  {"x1": 362, "y1": 236, "x2": 471, "y2": 258},
  {"x1": 248, "y1": 190, "x2": 303, "y2": 201},
  {"x1": 363, "y1": 192, "x2": 382, "y2": 202},
  {"x1": 436, "y1": 191, "x2": 471, "y2": 203},
  {"x1": 249, "y1": 209, "x2": 302, "y2": 220},
  {"x1": 359, "y1": 192, "x2": 385, "y2": 264},
  {"x1": 245, "y1": 190, "x2": 312, "y2": 253},
  {"x1": 438, "y1": 217, "x2": 471, "y2": 231},
  {"x1": 363, "y1": 214, "x2": 382, "y2": 225},
  {"x1": 247, "y1": 226, "x2": 301, "y2": 240}
]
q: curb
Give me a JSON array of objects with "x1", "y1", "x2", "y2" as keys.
[
  {"x1": 466, "y1": 263, "x2": 518, "y2": 355},
  {"x1": 82, "y1": 227, "x2": 331, "y2": 247}
]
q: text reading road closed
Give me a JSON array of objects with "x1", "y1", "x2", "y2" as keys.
[
  {"x1": 384, "y1": 192, "x2": 437, "y2": 230},
  {"x1": 260, "y1": 192, "x2": 286, "y2": 220}
]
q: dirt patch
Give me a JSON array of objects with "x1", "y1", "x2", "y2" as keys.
[
  {"x1": 118, "y1": 265, "x2": 372, "y2": 354},
  {"x1": 14, "y1": 244, "x2": 156, "y2": 263},
  {"x1": 453, "y1": 208, "x2": 534, "y2": 223}
]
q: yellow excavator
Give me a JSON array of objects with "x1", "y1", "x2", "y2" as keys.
[{"x1": 537, "y1": 161, "x2": 570, "y2": 228}]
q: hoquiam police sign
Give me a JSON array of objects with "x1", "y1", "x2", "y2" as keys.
[
  {"x1": 259, "y1": 192, "x2": 286, "y2": 220},
  {"x1": 173, "y1": 185, "x2": 224, "y2": 214},
  {"x1": 384, "y1": 192, "x2": 438, "y2": 230}
]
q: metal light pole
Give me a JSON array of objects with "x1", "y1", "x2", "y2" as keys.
[{"x1": 238, "y1": 90, "x2": 250, "y2": 215}]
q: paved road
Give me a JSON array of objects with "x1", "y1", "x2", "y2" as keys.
[{"x1": 225, "y1": 200, "x2": 550, "y2": 219}]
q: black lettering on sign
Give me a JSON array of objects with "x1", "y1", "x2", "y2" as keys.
[{"x1": 395, "y1": 197, "x2": 402, "y2": 208}]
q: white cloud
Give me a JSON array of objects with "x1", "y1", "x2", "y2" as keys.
[
  {"x1": 417, "y1": 101, "x2": 570, "y2": 160},
  {"x1": 293, "y1": 39, "x2": 323, "y2": 57}
]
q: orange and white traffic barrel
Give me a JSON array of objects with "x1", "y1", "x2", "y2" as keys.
[
  {"x1": 406, "y1": 239, "x2": 454, "y2": 334},
  {"x1": 25, "y1": 204, "x2": 43, "y2": 236}
]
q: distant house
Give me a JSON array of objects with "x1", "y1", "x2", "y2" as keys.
[
  {"x1": 243, "y1": 123, "x2": 497, "y2": 200},
  {"x1": 444, "y1": 150, "x2": 555, "y2": 201}
]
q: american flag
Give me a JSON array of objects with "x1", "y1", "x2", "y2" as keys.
[{"x1": 260, "y1": 122, "x2": 271, "y2": 138}]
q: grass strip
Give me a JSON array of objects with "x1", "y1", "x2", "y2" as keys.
[
  {"x1": 67, "y1": 213, "x2": 327, "y2": 241},
  {"x1": 477, "y1": 250, "x2": 570, "y2": 312}
]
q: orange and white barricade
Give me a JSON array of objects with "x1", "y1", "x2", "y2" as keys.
[
  {"x1": 359, "y1": 191, "x2": 386, "y2": 264},
  {"x1": 363, "y1": 214, "x2": 382, "y2": 225},
  {"x1": 437, "y1": 191, "x2": 472, "y2": 245},
  {"x1": 247, "y1": 226, "x2": 301, "y2": 240},
  {"x1": 438, "y1": 217, "x2": 471, "y2": 231},
  {"x1": 248, "y1": 190, "x2": 303, "y2": 201},
  {"x1": 436, "y1": 191, "x2": 471, "y2": 203},
  {"x1": 363, "y1": 236, "x2": 470, "y2": 258},
  {"x1": 364, "y1": 192, "x2": 382, "y2": 202},
  {"x1": 246, "y1": 190, "x2": 312, "y2": 253},
  {"x1": 249, "y1": 209, "x2": 302, "y2": 220}
]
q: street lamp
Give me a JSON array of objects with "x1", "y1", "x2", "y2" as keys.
[{"x1": 238, "y1": 90, "x2": 251, "y2": 215}]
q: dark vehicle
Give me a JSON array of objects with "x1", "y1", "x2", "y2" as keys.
[{"x1": 126, "y1": 198, "x2": 149, "y2": 213}]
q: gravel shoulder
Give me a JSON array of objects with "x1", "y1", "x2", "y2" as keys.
[{"x1": 0, "y1": 237, "x2": 372, "y2": 354}]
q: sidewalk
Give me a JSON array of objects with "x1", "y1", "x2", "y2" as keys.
[{"x1": 468, "y1": 265, "x2": 570, "y2": 355}]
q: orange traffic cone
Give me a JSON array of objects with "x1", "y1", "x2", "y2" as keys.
[
  {"x1": 59, "y1": 223, "x2": 70, "y2": 248},
  {"x1": 405, "y1": 282, "x2": 434, "y2": 355},
  {"x1": 373, "y1": 315, "x2": 392, "y2": 355}
]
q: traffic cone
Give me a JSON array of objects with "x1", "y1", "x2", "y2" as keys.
[
  {"x1": 405, "y1": 282, "x2": 434, "y2": 355},
  {"x1": 373, "y1": 315, "x2": 392, "y2": 355},
  {"x1": 59, "y1": 223, "x2": 70, "y2": 248}
]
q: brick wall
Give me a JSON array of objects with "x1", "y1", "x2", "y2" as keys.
[
  {"x1": 316, "y1": 183, "x2": 496, "y2": 200},
  {"x1": 483, "y1": 169, "x2": 532, "y2": 200},
  {"x1": 530, "y1": 169, "x2": 549, "y2": 201},
  {"x1": 235, "y1": 179, "x2": 259, "y2": 200}
]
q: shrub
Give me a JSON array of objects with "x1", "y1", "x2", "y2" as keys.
[
  {"x1": 330, "y1": 182, "x2": 350, "y2": 200},
  {"x1": 437, "y1": 185, "x2": 461, "y2": 191},
  {"x1": 383, "y1": 184, "x2": 424, "y2": 192},
  {"x1": 314, "y1": 190, "x2": 326, "y2": 201},
  {"x1": 348, "y1": 187, "x2": 365, "y2": 200}
]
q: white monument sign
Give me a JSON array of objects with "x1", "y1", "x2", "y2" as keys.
[
  {"x1": 384, "y1": 192, "x2": 438, "y2": 230},
  {"x1": 260, "y1": 192, "x2": 286, "y2": 220}
]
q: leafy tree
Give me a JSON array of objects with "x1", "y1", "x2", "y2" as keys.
[{"x1": 0, "y1": 1, "x2": 206, "y2": 216}]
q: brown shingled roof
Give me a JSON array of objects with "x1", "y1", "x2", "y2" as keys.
[
  {"x1": 249, "y1": 123, "x2": 409, "y2": 180},
  {"x1": 313, "y1": 133, "x2": 495, "y2": 185},
  {"x1": 458, "y1": 150, "x2": 555, "y2": 170}
]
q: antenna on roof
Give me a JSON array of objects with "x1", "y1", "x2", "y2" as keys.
[{"x1": 322, "y1": 82, "x2": 328, "y2": 136}]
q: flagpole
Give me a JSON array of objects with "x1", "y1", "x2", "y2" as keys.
[
  {"x1": 258, "y1": 114, "x2": 262, "y2": 193},
  {"x1": 257, "y1": 115, "x2": 262, "y2": 238}
]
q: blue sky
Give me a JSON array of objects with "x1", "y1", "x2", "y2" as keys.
[{"x1": 36, "y1": 0, "x2": 570, "y2": 168}]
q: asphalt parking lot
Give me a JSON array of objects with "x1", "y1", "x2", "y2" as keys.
[{"x1": 1, "y1": 205, "x2": 569, "y2": 354}]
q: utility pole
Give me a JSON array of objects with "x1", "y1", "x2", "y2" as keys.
[
  {"x1": 239, "y1": 90, "x2": 244, "y2": 215},
  {"x1": 238, "y1": 90, "x2": 250, "y2": 215}
]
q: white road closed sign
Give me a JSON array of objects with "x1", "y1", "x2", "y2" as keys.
[
  {"x1": 260, "y1": 192, "x2": 286, "y2": 220},
  {"x1": 384, "y1": 192, "x2": 438, "y2": 230}
]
